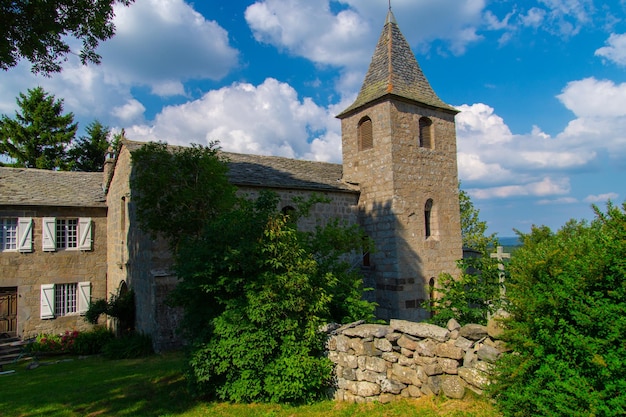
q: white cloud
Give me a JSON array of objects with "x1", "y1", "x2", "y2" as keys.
[
  {"x1": 584, "y1": 193, "x2": 619, "y2": 203},
  {"x1": 520, "y1": 8, "x2": 546, "y2": 28},
  {"x1": 245, "y1": 0, "x2": 489, "y2": 71},
  {"x1": 595, "y1": 33, "x2": 626, "y2": 66},
  {"x1": 470, "y1": 177, "x2": 571, "y2": 199},
  {"x1": 557, "y1": 77, "x2": 626, "y2": 118},
  {"x1": 99, "y1": 0, "x2": 239, "y2": 95},
  {"x1": 125, "y1": 78, "x2": 340, "y2": 161},
  {"x1": 537, "y1": 197, "x2": 578, "y2": 205},
  {"x1": 112, "y1": 99, "x2": 146, "y2": 124}
]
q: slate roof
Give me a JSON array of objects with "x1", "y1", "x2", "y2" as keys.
[
  {"x1": 0, "y1": 167, "x2": 106, "y2": 207},
  {"x1": 123, "y1": 140, "x2": 357, "y2": 193},
  {"x1": 337, "y1": 10, "x2": 457, "y2": 118}
]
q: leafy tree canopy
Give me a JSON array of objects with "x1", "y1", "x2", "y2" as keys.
[
  {"x1": 492, "y1": 202, "x2": 626, "y2": 417},
  {"x1": 130, "y1": 141, "x2": 237, "y2": 249},
  {"x1": 0, "y1": 86, "x2": 76, "y2": 169},
  {"x1": 1, "y1": 0, "x2": 134, "y2": 74}
]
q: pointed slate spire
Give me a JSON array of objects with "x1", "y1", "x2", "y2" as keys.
[{"x1": 337, "y1": 10, "x2": 456, "y2": 118}]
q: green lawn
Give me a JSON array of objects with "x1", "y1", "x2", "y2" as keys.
[{"x1": 0, "y1": 352, "x2": 502, "y2": 417}]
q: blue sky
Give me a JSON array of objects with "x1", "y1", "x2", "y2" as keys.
[{"x1": 2, "y1": 0, "x2": 626, "y2": 237}]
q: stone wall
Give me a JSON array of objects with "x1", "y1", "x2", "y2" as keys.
[{"x1": 326, "y1": 318, "x2": 505, "y2": 403}]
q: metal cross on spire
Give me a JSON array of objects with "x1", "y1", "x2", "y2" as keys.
[{"x1": 389, "y1": 0, "x2": 392, "y2": 11}]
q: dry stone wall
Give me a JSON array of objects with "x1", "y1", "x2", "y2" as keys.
[{"x1": 326, "y1": 318, "x2": 506, "y2": 403}]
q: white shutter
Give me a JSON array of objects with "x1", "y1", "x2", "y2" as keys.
[
  {"x1": 77, "y1": 281, "x2": 91, "y2": 315},
  {"x1": 17, "y1": 217, "x2": 33, "y2": 252},
  {"x1": 42, "y1": 217, "x2": 56, "y2": 251},
  {"x1": 40, "y1": 284, "x2": 55, "y2": 319},
  {"x1": 78, "y1": 218, "x2": 92, "y2": 251}
]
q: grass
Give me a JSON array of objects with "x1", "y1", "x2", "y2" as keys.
[{"x1": 0, "y1": 352, "x2": 503, "y2": 417}]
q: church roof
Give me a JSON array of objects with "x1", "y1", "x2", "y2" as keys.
[
  {"x1": 122, "y1": 140, "x2": 357, "y2": 193},
  {"x1": 0, "y1": 167, "x2": 106, "y2": 207},
  {"x1": 337, "y1": 10, "x2": 457, "y2": 118}
]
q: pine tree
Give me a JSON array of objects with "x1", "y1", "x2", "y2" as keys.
[
  {"x1": 67, "y1": 120, "x2": 111, "y2": 172},
  {"x1": 0, "y1": 87, "x2": 77, "y2": 170}
]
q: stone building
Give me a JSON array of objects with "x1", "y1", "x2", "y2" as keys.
[
  {"x1": 0, "y1": 168, "x2": 107, "y2": 338},
  {"x1": 0, "y1": 9, "x2": 462, "y2": 349}
]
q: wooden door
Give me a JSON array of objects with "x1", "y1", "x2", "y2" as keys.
[{"x1": 0, "y1": 290, "x2": 17, "y2": 337}]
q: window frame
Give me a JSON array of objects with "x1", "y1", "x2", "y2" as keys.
[{"x1": 1, "y1": 217, "x2": 33, "y2": 252}]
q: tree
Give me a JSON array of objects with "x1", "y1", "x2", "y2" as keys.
[
  {"x1": 1, "y1": 0, "x2": 135, "y2": 74},
  {"x1": 130, "y1": 142, "x2": 375, "y2": 402},
  {"x1": 170, "y1": 191, "x2": 375, "y2": 402},
  {"x1": 460, "y1": 184, "x2": 498, "y2": 254},
  {"x1": 129, "y1": 141, "x2": 237, "y2": 249},
  {"x1": 67, "y1": 120, "x2": 111, "y2": 171},
  {"x1": 0, "y1": 86, "x2": 76, "y2": 169},
  {"x1": 491, "y1": 203, "x2": 626, "y2": 417}
]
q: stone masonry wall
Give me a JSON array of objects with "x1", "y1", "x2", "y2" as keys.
[{"x1": 327, "y1": 318, "x2": 506, "y2": 403}]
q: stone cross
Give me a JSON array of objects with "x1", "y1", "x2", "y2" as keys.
[{"x1": 490, "y1": 246, "x2": 510, "y2": 299}]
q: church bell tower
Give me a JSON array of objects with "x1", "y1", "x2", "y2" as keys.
[{"x1": 337, "y1": 9, "x2": 463, "y2": 321}]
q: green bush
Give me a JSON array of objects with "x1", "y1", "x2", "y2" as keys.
[
  {"x1": 72, "y1": 326, "x2": 114, "y2": 355},
  {"x1": 491, "y1": 203, "x2": 626, "y2": 417},
  {"x1": 101, "y1": 333, "x2": 154, "y2": 359},
  {"x1": 171, "y1": 192, "x2": 375, "y2": 403}
]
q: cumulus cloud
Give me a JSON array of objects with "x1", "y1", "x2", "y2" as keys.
[
  {"x1": 99, "y1": 0, "x2": 239, "y2": 95},
  {"x1": 595, "y1": 33, "x2": 626, "y2": 66},
  {"x1": 125, "y1": 78, "x2": 341, "y2": 161},
  {"x1": 244, "y1": 0, "x2": 490, "y2": 86},
  {"x1": 584, "y1": 193, "x2": 619, "y2": 203}
]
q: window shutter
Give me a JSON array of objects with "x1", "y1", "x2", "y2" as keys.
[
  {"x1": 78, "y1": 218, "x2": 92, "y2": 251},
  {"x1": 42, "y1": 217, "x2": 56, "y2": 251},
  {"x1": 17, "y1": 217, "x2": 33, "y2": 252},
  {"x1": 77, "y1": 282, "x2": 91, "y2": 315},
  {"x1": 40, "y1": 284, "x2": 55, "y2": 319}
]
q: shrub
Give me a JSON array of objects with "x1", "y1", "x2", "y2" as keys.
[
  {"x1": 491, "y1": 203, "x2": 626, "y2": 417},
  {"x1": 101, "y1": 333, "x2": 154, "y2": 359},
  {"x1": 171, "y1": 192, "x2": 375, "y2": 403},
  {"x1": 72, "y1": 326, "x2": 114, "y2": 355}
]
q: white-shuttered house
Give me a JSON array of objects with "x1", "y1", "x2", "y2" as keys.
[{"x1": 0, "y1": 168, "x2": 107, "y2": 338}]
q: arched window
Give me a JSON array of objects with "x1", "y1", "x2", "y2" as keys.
[
  {"x1": 429, "y1": 277, "x2": 436, "y2": 318},
  {"x1": 120, "y1": 196, "x2": 126, "y2": 235},
  {"x1": 424, "y1": 199, "x2": 433, "y2": 238},
  {"x1": 419, "y1": 117, "x2": 433, "y2": 149},
  {"x1": 358, "y1": 116, "x2": 373, "y2": 151},
  {"x1": 281, "y1": 206, "x2": 296, "y2": 221}
]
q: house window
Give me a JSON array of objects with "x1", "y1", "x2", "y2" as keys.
[
  {"x1": 55, "y1": 283, "x2": 78, "y2": 316},
  {"x1": 40, "y1": 282, "x2": 90, "y2": 319},
  {"x1": 56, "y1": 219, "x2": 78, "y2": 249},
  {"x1": 358, "y1": 117, "x2": 373, "y2": 151},
  {"x1": 42, "y1": 217, "x2": 92, "y2": 251},
  {"x1": 419, "y1": 117, "x2": 433, "y2": 149},
  {"x1": 1, "y1": 218, "x2": 17, "y2": 250},
  {"x1": 1, "y1": 217, "x2": 33, "y2": 252}
]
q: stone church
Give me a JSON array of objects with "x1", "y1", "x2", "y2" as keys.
[{"x1": 0, "y1": 10, "x2": 462, "y2": 351}]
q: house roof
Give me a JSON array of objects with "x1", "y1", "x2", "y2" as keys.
[
  {"x1": 337, "y1": 10, "x2": 457, "y2": 118},
  {"x1": 0, "y1": 167, "x2": 106, "y2": 208},
  {"x1": 123, "y1": 140, "x2": 358, "y2": 193}
]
